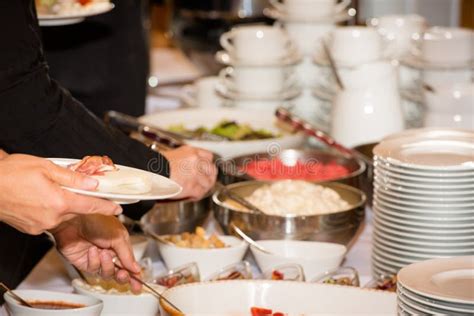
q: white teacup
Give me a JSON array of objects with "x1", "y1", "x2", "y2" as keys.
[
  {"x1": 270, "y1": 0, "x2": 350, "y2": 19},
  {"x1": 219, "y1": 66, "x2": 296, "y2": 96},
  {"x1": 368, "y1": 14, "x2": 427, "y2": 59},
  {"x1": 422, "y1": 68, "x2": 473, "y2": 88},
  {"x1": 329, "y1": 26, "x2": 384, "y2": 66},
  {"x1": 278, "y1": 21, "x2": 335, "y2": 56},
  {"x1": 180, "y1": 76, "x2": 223, "y2": 108},
  {"x1": 418, "y1": 27, "x2": 473, "y2": 65},
  {"x1": 220, "y1": 25, "x2": 292, "y2": 63}
]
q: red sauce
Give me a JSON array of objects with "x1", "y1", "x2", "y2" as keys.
[
  {"x1": 25, "y1": 300, "x2": 85, "y2": 310},
  {"x1": 242, "y1": 159, "x2": 350, "y2": 181}
]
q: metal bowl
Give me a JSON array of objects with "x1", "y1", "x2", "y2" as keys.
[
  {"x1": 352, "y1": 142, "x2": 377, "y2": 206},
  {"x1": 213, "y1": 181, "x2": 366, "y2": 246},
  {"x1": 218, "y1": 149, "x2": 366, "y2": 191},
  {"x1": 140, "y1": 195, "x2": 211, "y2": 236}
]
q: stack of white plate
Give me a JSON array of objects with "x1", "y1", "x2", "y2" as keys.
[
  {"x1": 371, "y1": 128, "x2": 474, "y2": 276},
  {"x1": 397, "y1": 256, "x2": 474, "y2": 315}
]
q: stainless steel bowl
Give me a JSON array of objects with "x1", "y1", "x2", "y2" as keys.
[
  {"x1": 140, "y1": 195, "x2": 211, "y2": 235},
  {"x1": 218, "y1": 149, "x2": 366, "y2": 191},
  {"x1": 352, "y1": 142, "x2": 377, "y2": 206},
  {"x1": 213, "y1": 181, "x2": 366, "y2": 245}
]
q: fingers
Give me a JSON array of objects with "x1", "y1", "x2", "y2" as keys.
[
  {"x1": 87, "y1": 246, "x2": 101, "y2": 274},
  {"x1": 61, "y1": 189, "x2": 122, "y2": 216},
  {"x1": 111, "y1": 234, "x2": 141, "y2": 276},
  {"x1": 99, "y1": 251, "x2": 115, "y2": 279},
  {"x1": 46, "y1": 161, "x2": 98, "y2": 191}
]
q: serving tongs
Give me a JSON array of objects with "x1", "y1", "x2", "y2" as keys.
[
  {"x1": 0, "y1": 282, "x2": 33, "y2": 308},
  {"x1": 275, "y1": 107, "x2": 373, "y2": 167},
  {"x1": 105, "y1": 111, "x2": 184, "y2": 149}
]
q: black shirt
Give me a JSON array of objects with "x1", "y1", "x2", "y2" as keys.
[{"x1": 0, "y1": 0, "x2": 169, "y2": 294}]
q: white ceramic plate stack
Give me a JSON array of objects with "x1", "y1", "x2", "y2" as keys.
[
  {"x1": 371, "y1": 128, "x2": 474, "y2": 277},
  {"x1": 397, "y1": 256, "x2": 474, "y2": 315}
]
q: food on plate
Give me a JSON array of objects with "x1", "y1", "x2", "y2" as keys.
[
  {"x1": 23, "y1": 301, "x2": 85, "y2": 310},
  {"x1": 373, "y1": 275, "x2": 397, "y2": 292},
  {"x1": 271, "y1": 270, "x2": 284, "y2": 280},
  {"x1": 68, "y1": 155, "x2": 152, "y2": 194},
  {"x1": 168, "y1": 120, "x2": 278, "y2": 141},
  {"x1": 242, "y1": 159, "x2": 350, "y2": 181},
  {"x1": 154, "y1": 263, "x2": 200, "y2": 288},
  {"x1": 251, "y1": 307, "x2": 289, "y2": 316},
  {"x1": 162, "y1": 227, "x2": 227, "y2": 249},
  {"x1": 322, "y1": 276, "x2": 355, "y2": 286},
  {"x1": 226, "y1": 181, "x2": 350, "y2": 216},
  {"x1": 35, "y1": 0, "x2": 110, "y2": 15}
]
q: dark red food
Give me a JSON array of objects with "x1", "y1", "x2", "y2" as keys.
[
  {"x1": 68, "y1": 155, "x2": 117, "y2": 176},
  {"x1": 251, "y1": 307, "x2": 286, "y2": 316},
  {"x1": 242, "y1": 158, "x2": 350, "y2": 181},
  {"x1": 78, "y1": 0, "x2": 92, "y2": 5},
  {"x1": 271, "y1": 270, "x2": 284, "y2": 280}
]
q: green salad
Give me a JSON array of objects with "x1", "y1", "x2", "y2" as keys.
[{"x1": 168, "y1": 120, "x2": 279, "y2": 141}]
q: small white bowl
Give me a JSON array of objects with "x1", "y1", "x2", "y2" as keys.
[
  {"x1": 130, "y1": 235, "x2": 149, "y2": 260},
  {"x1": 157, "y1": 235, "x2": 248, "y2": 279},
  {"x1": 251, "y1": 240, "x2": 346, "y2": 280},
  {"x1": 72, "y1": 279, "x2": 164, "y2": 316},
  {"x1": 4, "y1": 289, "x2": 103, "y2": 316}
]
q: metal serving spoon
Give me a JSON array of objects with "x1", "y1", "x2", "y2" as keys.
[
  {"x1": 0, "y1": 282, "x2": 33, "y2": 308},
  {"x1": 215, "y1": 182, "x2": 266, "y2": 215},
  {"x1": 231, "y1": 224, "x2": 273, "y2": 255},
  {"x1": 118, "y1": 214, "x2": 175, "y2": 246}
]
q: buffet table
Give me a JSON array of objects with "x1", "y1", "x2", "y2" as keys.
[{"x1": 1, "y1": 210, "x2": 374, "y2": 316}]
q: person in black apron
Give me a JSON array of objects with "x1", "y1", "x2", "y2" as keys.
[{"x1": 0, "y1": 0, "x2": 216, "y2": 302}]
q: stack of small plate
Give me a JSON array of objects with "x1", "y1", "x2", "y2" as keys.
[
  {"x1": 397, "y1": 256, "x2": 474, "y2": 315},
  {"x1": 371, "y1": 128, "x2": 474, "y2": 276}
]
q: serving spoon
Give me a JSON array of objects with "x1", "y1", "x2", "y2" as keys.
[
  {"x1": 231, "y1": 224, "x2": 273, "y2": 255},
  {"x1": 0, "y1": 282, "x2": 33, "y2": 308}
]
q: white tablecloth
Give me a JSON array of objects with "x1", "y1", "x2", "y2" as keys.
[{"x1": 1, "y1": 210, "x2": 374, "y2": 315}]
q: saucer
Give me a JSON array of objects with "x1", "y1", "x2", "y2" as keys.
[
  {"x1": 215, "y1": 49, "x2": 302, "y2": 67},
  {"x1": 401, "y1": 53, "x2": 474, "y2": 70},
  {"x1": 263, "y1": 7, "x2": 355, "y2": 23},
  {"x1": 215, "y1": 81, "x2": 302, "y2": 101}
]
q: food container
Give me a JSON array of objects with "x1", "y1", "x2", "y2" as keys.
[
  {"x1": 4, "y1": 290, "x2": 103, "y2": 316},
  {"x1": 140, "y1": 195, "x2": 211, "y2": 236},
  {"x1": 218, "y1": 149, "x2": 366, "y2": 190},
  {"x1": 213, "y1": 181, "x2": 366, "y2": 245}
]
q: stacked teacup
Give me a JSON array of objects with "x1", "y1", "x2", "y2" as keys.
[
  {"x1": 215, "y1": 24, "x2": 301, "y2": 111},
  {"x1": 264, "y1": 0, "x2": 354, "y2": 131}
]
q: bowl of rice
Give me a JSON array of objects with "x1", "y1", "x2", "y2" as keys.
[{"x1": 212, "y1": 180, "x2": 366, "y2": 245}]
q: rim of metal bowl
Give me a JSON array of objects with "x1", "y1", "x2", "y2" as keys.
[
  {"x1": 219, "y1": 149, "x2": 367, "y2": 183},
  {"x1": 212, "y1": 180, "x2": 367, "y2": 219}
]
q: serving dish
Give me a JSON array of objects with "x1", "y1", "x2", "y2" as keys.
[
  {"x1": 72, "y1": 279, "x2": 164, "y2": 316},
  {"x1": 157, "y1": 235, "x2": 248, "y2": 279},
  {"x1": 250, "y1": 240, "x2": 346, "y2": 280},
  {"x1": 219, "y1": 149, "x2": 366, "y2": 189},
  {"x1": 139, "y1": 108, "x2": 305, "y2": 159},
  {"x1": 159, "y1": 280, "x2": 397, "y2": 315},
  {"x1": 4, "y1": 289, "x2": 103, "y2": 316},
  {"x1": 213, "y1": 181, "x2": 366, "y2": 245}
]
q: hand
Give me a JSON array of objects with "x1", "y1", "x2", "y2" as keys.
[
  {"x1": 0, "y1": 154, "x2": 122, "y2": 235},
  {"x1": 0, "y1": 149, "x2": 7, "y2": 160},
  {"x1": 162, "y1": 146, "x2": 217, "y2": 200},
  {"x1": 52, "y1": 215, "x2": 142, "y2": 293}
]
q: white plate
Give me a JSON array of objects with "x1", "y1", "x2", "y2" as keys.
[
  {"x1": 383, "y1": 128, "x2": 474, "y2": 142},
  {"x1": 373, "y1": 181, "x2": 474, "y2": 202},
  {"x1": 38, "y1": 3, "x2": 114, "y2": 26},
  {"x1": 372, "y1": 228, "x2": 474, "y2": 248},
  {"x1": 397, "y1": 292, "x2": 457, "y2": 316},
  {"x1": 373, "y1": 196, "x2": 474, "y2": 215},
  {"x1": 375, "y1": 189, "x2": 474, "y2": 208},
  {"x1": 373, "y1": 206, "x2": 474, "y2": 228},
  {"x1": 373, "y1": 216, "x2": 474, "y2": 236},
  {"x1": 373, "y1": 231, "x2": 473, "y2": 253},
  {"x1": 375, "y1": 163, "x2": 474, "y2": 183},
  {"x1": 373, "y1": 219, "x2": 474, "y2": 240},
  {"x1": 264, "y1": 7, "x2": 354, "y2": 23},
  {"x1": 373, "y1": 237, "x2": 473, "y2": 259},
  {"x1": 374, "y1": 173, "x2": 474, "y2": 190},
  {"x1": 398, "y1": 284, "x2": 474, "y2": 313},
  {"x1": 374, "y1": 156, "x2": 474, "y2": 178},
  {"x1": 215, "y1": 49, "x2": 302, "y2": 67},
  {"x1": 215, "y1": 81, "x2": 302, "y2": 101},
  {"x1": 50, "y1": 158, "x2": 182, "y2": 204},
  {"x1": 372, "y1": 246, "x2": 426, "y2": 266},
  {"x1": 373, "y1": 135, "x2": 474, "y2": 171},
  {"x1": 398, "y1": 256, "x2": 474, "y2": 305}
]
